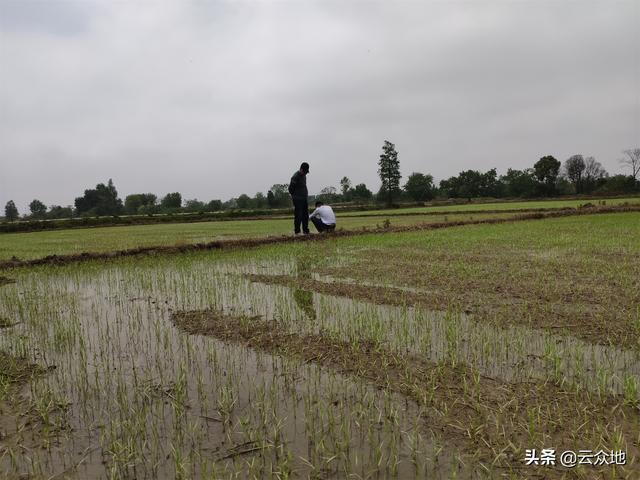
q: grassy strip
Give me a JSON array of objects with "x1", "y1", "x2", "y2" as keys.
[
  {"x1": 340, "y1": 197, "x2": 640, "y2": 216},
  {"x1": 340, "y1": 202, "x2": 639, "y2": 219},
  {"x1": 172, "y1": 309, "x2": 639, "y2": 478},
  {"x1": 340, "y1": 206, "x2": 576, "y2": 218},
  {"x1": 1, "y1": 205, "x2": 639, "y2": 271},
  {"x1": 0, "y1": 277, "x2": 15, "y2": 287}
]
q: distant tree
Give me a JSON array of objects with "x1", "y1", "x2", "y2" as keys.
[
  {"x1": 440, "y1": 169, "x2": 502, "y2": 199},
  {"x1": 267, "y1": 184, "x2": 290, "y2": 208},
  {"x1": 351, "y1": 183, "x2": 373, "y2": 202},
  {"x1": 160, "y1": 192, "x2": 182, "y2": 210},
  {"x1": 340, "y1": 177, "x2": 352, "y2": 197},
  {"x1": 582, "y1": 157, "x2": 608, "y2": 193},
  {"x1": 457, "y1": 171, "x2": 483, "y2": 199},
  {"x1": 317, "y1": 186, "x2": 338, "y2": 203},
  {"x1": 253, "y1": 192, "x2": 267, "y2": 209},
  {"x1": 138, "y1": 194, "x2": 156, "y2": 211},
  {"x1": 124, "y1": 193, "x2": 157, "y2": 215},
  {"x1": 138, "y1": 204, "x2": 157, "y2": 215},
  {"x1": 584, "y1": 156, "x2": 606, "y2": 180},
  {"x1": 47, "y1": 205, "x2": 73, "y2": 219},
  {"x1": 140, "y1": 194, "x2": 157, "y2": 211},
  {"x1": 267, "y1": 191, "x2": 276, "y2": 208},
  {"x1": 377, "y1": 140, "x2": 401, "y2": 206},
  {"x1": 184, "y1": 199, "x2": 206, "y2": 212},
  {"x1": 481, "y1": 169, "x2": 504, "y2": 197},
  {"x1": 597, "y1": 175, "x2": 638, "y2": 194},
  {"x1": 100, "y1": 179, "x2": 122, "y2": 215},
  {"x1": 533, "y1": 156, "x2": 561, "y2": 196},
  {"x1": 620, "y1": 148, "x2": 640, "y2": 181},
  {"x1": 236, "y1": 194, "x2": 252, "y2": 209},
  {"x1": 500, "y1": 169, "x2": 538, "y2": 198},
  {"x1": 564, "y1": 155, "x2": 586, "y2": 193},
  {"x1": 4, "y1": 200, "x2": 19, "y2": 222},
  {"x1": 440, "y1": 173, "x2": 473, "y2": 199},
  {"x1": 74, "y1": 179, "x2": 123, "y2": 216},
  {"x1": 222, "y1": 198, "x2": 236, "y2": 209},
  {"x1": 74, "y1": 189, "x2": 99, "y2": 215},
  {"x1": 206, "y1": 199, "x2": 223, "y2": 211},
  {"x1": 29, "y1": 199, "x2": 47, "y2": 218},
  {"x1": 555, "y1": 177, "x2": 574, "y2": 195},
  {"x1": 403, "y1": 172, "x2": 435, "y2": 201}
]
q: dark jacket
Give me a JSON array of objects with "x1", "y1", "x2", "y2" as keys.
[{"x1": 288, "y1": 170, "x2": 308, "y2": 199}]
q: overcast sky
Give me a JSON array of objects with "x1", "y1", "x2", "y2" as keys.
[{"x1": 1, "y1": 1, "x2": 638, "y2": 212}]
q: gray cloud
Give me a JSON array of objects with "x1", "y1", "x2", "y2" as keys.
[
  {"x1": 1, "y1": 0, "x2": 638, "y2": 213},
  {"x1": 0, "y1": 0, "x2": 96, "y2": 36}
]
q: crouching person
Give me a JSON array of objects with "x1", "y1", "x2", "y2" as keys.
[{"x1": 309, "y1": 201, "x2": 336, "y2": 233}]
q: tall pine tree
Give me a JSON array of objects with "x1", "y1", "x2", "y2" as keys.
[{"x1": 378, "y1": 140, "x2": 401, "y2": 206}]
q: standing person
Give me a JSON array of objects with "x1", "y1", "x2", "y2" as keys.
[
  {"x1": 309, "y1": 201, "x2": 336, "y2": 233},
  {"x1": 288, "y1": 162, "x2": 310, "y2": 235}
]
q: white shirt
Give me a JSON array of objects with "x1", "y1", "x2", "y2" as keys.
[{"x1": 309, "y1": 205, "x2": 336, "y2": 225}]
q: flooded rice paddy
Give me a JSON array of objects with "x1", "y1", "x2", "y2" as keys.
[{"x1": 0, "y1": 248, "x2": 638, "y2": 478}]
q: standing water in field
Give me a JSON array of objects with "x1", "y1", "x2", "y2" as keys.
[{"x1": 0, "y1": 258, "x2": 474, "y2": 479}]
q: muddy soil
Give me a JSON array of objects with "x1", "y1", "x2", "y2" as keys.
[{"x1": 0, "y1": 352, "x2": 66, "y2": 474}]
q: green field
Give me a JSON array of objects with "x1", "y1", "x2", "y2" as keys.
[
  {"x1": 1, "y1": 210, "x2": 639, "y2": 478},
  {"x1": 0, "y1": 211, "x2": 517, "y2": 261},
  {"x1": 340, "y1": 196, "x2": 640, "y2": 216},
  {"x1": 2, "y1": 197, "x2": 638, "y2": 262}
]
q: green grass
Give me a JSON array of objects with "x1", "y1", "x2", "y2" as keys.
[
  {"x1": 0, "y1": 212, "x2": 516, "y2": 260},
  {"x1": 2, "y1": 196, "x2": 638, "y2": 261},
  {"x1": 340, "y1": 196, "x2": 640, "y2": 216},
  {"x1": 339, "y1": 210, "x2": 640, "y2": 250}
]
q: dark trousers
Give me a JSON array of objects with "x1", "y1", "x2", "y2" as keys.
[
  {"x1": 292, "y1": 197, "x2": 309, "y2": 234},
  {"x1": 311, "y1": 217, "x2": 336, "y2": 233}
]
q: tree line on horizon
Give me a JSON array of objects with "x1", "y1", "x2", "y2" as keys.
[{"x1": 3, "y1": 145, "x2": 639, "y2": 222}]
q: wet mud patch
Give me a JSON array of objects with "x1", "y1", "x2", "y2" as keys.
[
  {"x1": 0, "y1": 351, "x2": 44, "y2": 385},
  {"x1": 0, "y1": 352, "x2": 66, "y2": 462},
  {"x1": 172, "y1": 309, "x2": 640, "y2": 478}
]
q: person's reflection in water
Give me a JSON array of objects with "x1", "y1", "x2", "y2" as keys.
[
  {"x1": 293, "y1": 288, "x2": 316, "y2": 320},
  {"x1": 293, "y1": 255, "x2": 316, "y2": 320}
]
